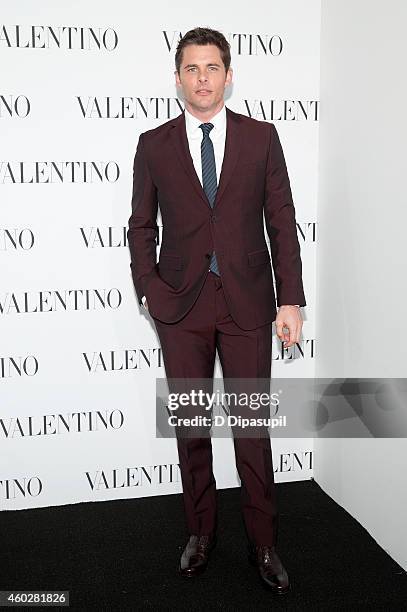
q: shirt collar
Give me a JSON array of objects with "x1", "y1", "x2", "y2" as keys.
[{"x1": 184, "y1": 104, "x2": 226, "y2": 137}]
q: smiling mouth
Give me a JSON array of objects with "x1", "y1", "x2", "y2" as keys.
[{"x1": 196, "y1": 90, "x2": 212, "y2": 94}]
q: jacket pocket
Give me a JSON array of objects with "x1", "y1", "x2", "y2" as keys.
[
  {"x1": 158, "y1": 254, "x2": 183, "y2": 270},
  {"x1": 247, "y1": 248, "x2": 270, "y2": 267}
]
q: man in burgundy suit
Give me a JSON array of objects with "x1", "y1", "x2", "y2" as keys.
[{"x1": 127, "y1": 27, "x2": 305, "y2": 595}]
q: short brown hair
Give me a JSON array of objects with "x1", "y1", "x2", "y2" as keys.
[{"x1": 175, "y1": 27, "x2": 231, "y2": 73}]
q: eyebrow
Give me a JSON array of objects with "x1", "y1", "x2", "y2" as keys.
[{"x1": 183, "y1": 63, "x2": 221, "y2": 69}]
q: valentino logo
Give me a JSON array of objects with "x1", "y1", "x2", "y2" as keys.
[
  {"x1": 0, "y1": 25, "x2": 118, "y2": 50},
  {"x1": 80, "y1": 226, "x2": 128, "y2": 248},
  {"x1": 297, "y1": 222, "x2": 317, "y2": 243},
  {"x1": 272, "y1": 338, "x2": 315, "y2": 360},
  {"x1": 82, "y1": 349, "x2": 163, "y2": 372},
  {"x1": 228, "y1": 33, "x2": 283, "y2": 55},
  {"x1": 0, "y1": 289, "x2": 122, "y2": 314},
  {"x1": 0, "y1": 228, "x2": 34, "y2": 250},
  {"x1": 1, "y1": 355, "x2": 38, "y2": 378},
  {"x1": 86, "y1": 464, "x2": 181, "y2": 490},
  {"x1": 244, "y1": 99, "x2": 319, "y2": 121},
  {"x1": 76, "y1": 96, "x2": 183, "y2": 119},
  {"x1": 0, "y1": 477, "x2": 42, "y2": 499},
  {"x1": 0, "y1": 410, "x2": 124, "y2": 438},
  {"x1": 0, "y1": 161, "x2": 120, "y2": 183},
  {"x1": 274, "y1": 451, "x2": 313, "y2": 472},
  {"x1": 0, "y1": 94, "x2": 30, "y2": 118},
  {"x1": 162, "y1": 31, "x2": 283, "y2": 56},
  {"x1": 266, "y1": 223, "x2": 317, "y2": 246}
]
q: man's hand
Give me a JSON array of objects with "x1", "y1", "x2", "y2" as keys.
[{"x1": 275, "y1": 305, "x2": 303, "y2": 348}]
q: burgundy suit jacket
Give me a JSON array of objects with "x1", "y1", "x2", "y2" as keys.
[{"x1": 127, "y1": 106, "x2": 306, "y2": 330}]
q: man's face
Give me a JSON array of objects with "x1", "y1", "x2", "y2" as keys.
[{"x1": 175, "y1": 44, "x2": 232, "y2": 116}]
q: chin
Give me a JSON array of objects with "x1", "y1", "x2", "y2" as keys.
[
  {"x1": 191, "y1": 101, "x2": 210, "y2": 111},
  {"x1": 195, "y1": 97, "x2": 212, "y2": 104}
]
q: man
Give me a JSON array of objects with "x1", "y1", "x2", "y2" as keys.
[{"x1": 127, "y1": 27, "x2": 305, "y2": 595}]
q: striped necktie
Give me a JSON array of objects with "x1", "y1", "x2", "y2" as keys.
[{"x1": 199, "y1": 122, "x2": 220, "y2": 276}]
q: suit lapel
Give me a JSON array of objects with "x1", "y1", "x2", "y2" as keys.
[
  {"x1": 169, "y1": 111, "x2": 208, "y2": 208},
  {"x1": 215, "y1": 107, "x2": 241, "y2": 207},
  {"x1": 169, "y1": 106, "x2": 241, "y2": 210}
]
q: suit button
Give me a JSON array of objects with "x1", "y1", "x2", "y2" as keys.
[{"x1": 211, "y1": 214, "x2": 217, "y2": 222}]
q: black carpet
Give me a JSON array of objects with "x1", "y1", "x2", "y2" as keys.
[{"x1": 1, "y1": 479, "x2": 406, "y2": 611}]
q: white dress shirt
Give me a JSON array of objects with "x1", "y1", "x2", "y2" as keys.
[{"x1": 184, "y1": 104, "x2": 226, "y2": 186}]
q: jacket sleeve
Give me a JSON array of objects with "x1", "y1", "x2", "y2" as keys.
[
  {"x1": 263, "y1": 123, "x2": 306, "y2": 307},
  {"x1": 127, "y1": 133, "x2": 159, "y2": 305}
]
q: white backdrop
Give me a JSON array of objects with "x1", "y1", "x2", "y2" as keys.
[
  {"x1": 0, "y1": 0, "x2": 319, "y2": 509},
  {"x1": 314, "y1": 0, "x2": 407, "y2": 570}
]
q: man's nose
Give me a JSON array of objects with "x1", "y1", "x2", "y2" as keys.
[{"x1": 198, "y1": 72, "x2": 208, "y2": 82}]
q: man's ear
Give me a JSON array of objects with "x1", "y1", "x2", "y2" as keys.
[
  {"x1": 225, "y1": 67, "x2": 233, "y2": 87},
  {"x1": 175, "y1": 70, "x2": 181, "y2": 87}
]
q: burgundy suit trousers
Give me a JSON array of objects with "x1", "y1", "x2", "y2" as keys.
[{"x1": 152, "y1": 270, "x2": 278, "y2": 546}]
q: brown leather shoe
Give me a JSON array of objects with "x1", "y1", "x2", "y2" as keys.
[
  {"x1": 248, "y1": 544, "x2": 290, "y2": 595},
  {"x1": 179, "y1": 534, "x2": 216, "y2": 577}
]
